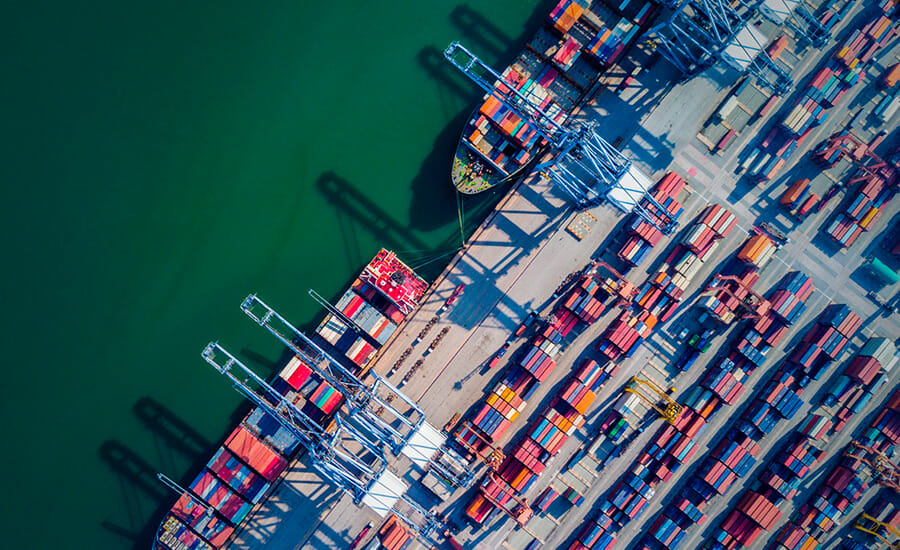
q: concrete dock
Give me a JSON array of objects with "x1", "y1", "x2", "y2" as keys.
[{"x1": 225, "y1": 2, "x2": 900, "y2": 549}]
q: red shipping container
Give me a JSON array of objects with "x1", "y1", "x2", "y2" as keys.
[{"x1": 225, "y1": 426, "x2": 288, "y2": 482}]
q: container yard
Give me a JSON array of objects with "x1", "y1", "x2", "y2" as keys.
[{"x1": 149, "y1": 1, "x2": 900, "y2": 550}]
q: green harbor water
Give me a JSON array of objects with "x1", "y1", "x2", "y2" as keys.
[{"x1": 0, "y1": 2, "x2": 553, "y2": 549}]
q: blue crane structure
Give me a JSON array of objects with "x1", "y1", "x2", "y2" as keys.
[
  {"x1": 645, "y1": 0, "x2": 804, "y2": 95},
  {"x1": 200, "y1": 341, "x2": 440, "y2": 535},
  {"x1": 240, "y1": 294, "x2": 469, "y2": 482},
  {"x1": 444, "y1": 41, "x2": 679, "y2": 235},
  {"x1": 225, "y1": 295, "x2": 474, "y2": 519},
  {"x1": 160, "y1": 291, "x2": 478, "y2": 538},
  {"x1": 646, "y1": 0, "x2": 832, "y2": 94}
]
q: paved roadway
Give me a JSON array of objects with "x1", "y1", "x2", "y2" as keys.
[{"x1": 227, "y1": 2, "x2": 900, "y2": 549}]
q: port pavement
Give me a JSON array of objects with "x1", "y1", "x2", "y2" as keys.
[{"x1": 236, "y1": 5, "x2": 900, "y2": 548}]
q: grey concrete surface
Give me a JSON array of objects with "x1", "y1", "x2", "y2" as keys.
[{"x1": 226, "y1": 2, "x2": 900, "y2": 549}]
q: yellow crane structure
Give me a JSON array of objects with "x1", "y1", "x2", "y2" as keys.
[
  {"x1": 854, "y1": 513, "x2": 900, "y2": 549},
  {"x1": 624, "y1": 376, "x2": 682, "y2": 424}
]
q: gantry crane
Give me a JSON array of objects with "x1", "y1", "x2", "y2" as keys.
[
  {"x1": 200, "y1": 342, "x2": 442, "y2": 535},
  {"x1": 814, "y1": 130, "x2": 898, "y2": 183},
  {"x1": 624, "y1": 376, "x2": 683, "y2": 424},
  {"x1": 813, "y1": 130, "x2": 898, "y2": 212},
  {"x1": 240, "y1": 294, "x2": 474, "y2": 489},
  {"x1": 156, "y1": 472, "x2": 215, "y2": 516},
  {"x1": 453, "y1": 419, "x2": 505, "y2": 470},
  {"x1": 646, "y1": 0, "x2": 792, "y2": 94},
  {"x1": 757, "y1": 0, "x2": 830, "y2": 48},
  {"x1": 844, "y1": 441, "x2": 900, "y2": 491},
  {"x1": 443, "y1": 42, "x2": 678, "y2": 235},
  {"x1": 585, "y1": 260, "x2": 639, "y2": 305},
  {"x1": 482, "y1": 471, "x2": 534, "y2": 527},
  {"x1": 855, "y1": 513, "x2": 900, "y2": 549},
  {"x1": 702, "y1": 275, "x2": 771, "y2": 320}
]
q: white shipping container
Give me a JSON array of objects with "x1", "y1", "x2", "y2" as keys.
[
  {"x1": 317, "y1": 314, "x2": 348, "y2": 344},
  {"x1": 681, "y1": 254, "x2": 704, "y2": 283},
  {"x1": 675, "y1": 252, "x2": 696, "y2": 275},
  {"x1": 880, "y1": 95, "x2": 900, "y2": 121},
  {"x1": 683, "y1": 224, "x2": 707, "y2": 247},
  {"x1": 706, "y1": 206, "x2": 726, "y2": 230},
  {"x1": 699, "y1": 239, "x2": 721, "y2": 262},
  {"x1": 715, "y1": 212, "x2": 736, "y2": 236},
  {"x1": 753, "y1": 153, "x2": 772, "y2": 175},
  {"x1": 720, "y1": 96, "x2": 740, "y2": 118}
]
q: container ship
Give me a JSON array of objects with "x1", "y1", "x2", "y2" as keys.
[
  {"x1": 314, "y1": 248, "x2": 428, "y2": 374},
  {"x1": 451, "y1": 0, "x2": 659, "y2": 194},
  {"x1": 153, "y1": 250, "x2": 428, "y2": 550}
]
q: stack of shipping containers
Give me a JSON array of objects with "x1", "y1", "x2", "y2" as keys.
[
  {"x1": 748, "y1": 4, "x2": 899, "y2": 183},
  {"x1": 617, "y1": 172, "x2": 687, "y2": 267},
  {"x1": 568, "y1": 269, "x2": 820, "y2": 550},
  {"x1": 771, "y1": 389, "x2": 900, "y2": 550},
  {"x1": 779, "y1": 178, "x2": 818, "y2": 219}
]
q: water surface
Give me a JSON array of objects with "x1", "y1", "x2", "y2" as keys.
[{"x1": 0, "y1": 1, "x2": 551, "y2": 548}]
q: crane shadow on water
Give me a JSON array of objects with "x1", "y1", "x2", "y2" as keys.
[{"x1": 98, "y1": 439, "x2": 183, "y2": 550}]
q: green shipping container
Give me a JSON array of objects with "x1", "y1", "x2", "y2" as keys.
[{"x1": 867, "y1": 257, "x2": 899, "y2": 285}]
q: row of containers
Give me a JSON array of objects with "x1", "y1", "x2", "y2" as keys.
[
  {"x1": 455, "y1": 258, "x2": 634, "y2": 468},
  {"x1": 601, "y1": 176, "x2": 736, "y2": 365},
  {"x1": 688, "y1": 305, "x2": 864, "y2": 549},
  {"x1": 630, "y1": 279, "x2": 848, "y2": 550},
  {"x1": 568, "y1": 266, "x2": 820, "y2": 550},
  {"x1": 315, "y1": 249, "x2": 427, "y2": 370},
  {"x1": 771, "y1": 388, "x2": 900, "y2": 550},
  {"x1": 723, "y1": 0, "x2": 856, "y2": 159},
  {"x1": 463, "y1": 261, "x2": 631, "y2": 522},
  {"x1": 817, "y1": 135, "x2": 896, "y2": 248},
  {"x1": 746, "y1": 5, "x2": 899, "y2": 184},
  {"x1": 156, "y1": 352, "x2": 346, "y2": 550},
  {"x1": 470, "y1": 179, "x2": 741, "y2": 532},
  {"x1": 465, "y1": 355, "x2": 617, "y2": 523},
  {"x1": 598, "y1": 200, "x2": 741, "y2": 440},
  {"x1": 461, "y1": 0, "x2": 658, "y2": 179},
  {"x1": 616, "y1": 172, "x2": 688, "y2": 268},
  {"x1": 456, "y1": 319, "x2": 579, "y2": 467},
  {"x1": 710, "y1": 73, "x2": 781, "y2": 154},
  {"x1": 463, "y1": 171, "x2": 725, "y2": 526},
  {"x1": 704, "y1": 334, "x2": 895, "y2": 550},
  {"x1": 548, "y1": 0, "x2": 655, "y2": 70},
  {"x1": 377, "y1": 514, "x2": 412, "y2": 550},
  {"x1": 873, "y1": 83, "x2": 900, "y2": 123},
  {"x1": 155, "y1": 410, "x2": 298, "y2": 549},
  {"x1": 735, "y1": 234, "x2": 778, "y2": 270}
]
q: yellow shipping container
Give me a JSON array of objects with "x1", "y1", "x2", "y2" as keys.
[
  {"x1": 486, "y1": 393, "x2": 499, "y2": 407},
  {"x1": 859, "y1": 206, "x2": 878, "y2": 228}
]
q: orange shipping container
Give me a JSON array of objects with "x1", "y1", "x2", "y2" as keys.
[
  {"x1": 738, "y1": 235, "x2": 772, "y2": 263},
  {"x1": 575, "y1": 390, "x2": 596, "y2": 414},
  {"x1": 780, "y1": 179, "x2": 810, "y2": 206},
  {"x1": 554, "y1": 3, "x2": 585, "y2": 33},
  {"x1": 479, "y1": 95, "x2": 501, "y2": 117},
  {"x1": 884, "y1": 62, "x2": 900, "y2": 88},
  {"x1": 767, "y1": 36, "x2": 788, "y2": 60}
]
